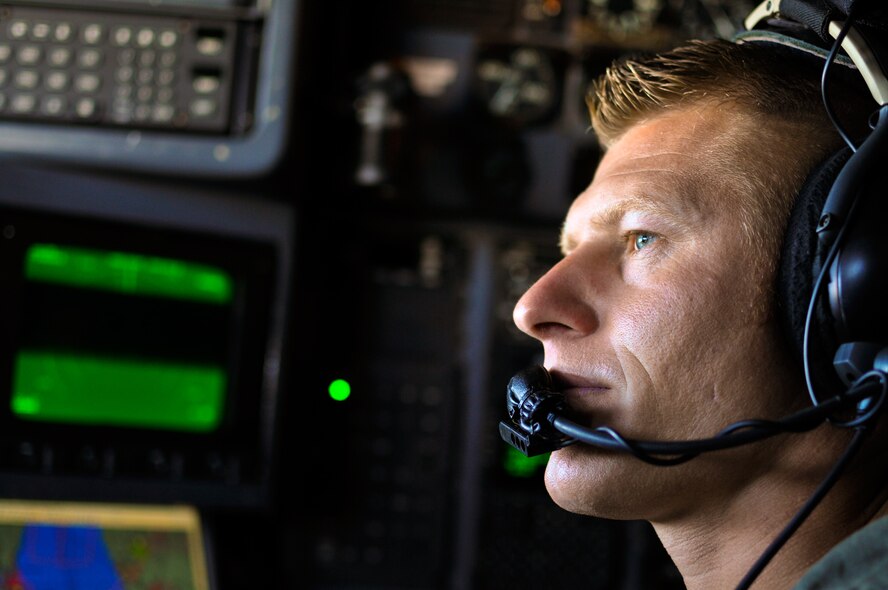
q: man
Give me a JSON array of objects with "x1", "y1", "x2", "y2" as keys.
[{"x1": 511, "y1": 38, "x2": 888, "y2": 589}]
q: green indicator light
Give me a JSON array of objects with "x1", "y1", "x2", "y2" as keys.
[
  {"x1": 12, "y1": 350, "x2": 226, "y2": 432},
  {"x1": 25, "y1": 244, "x2": 233, "y2": 305},
  {"x1": 328, "y1": 379, "x2": 351, "y2": 402},
  {"x1": 503, "y1": 445, "x2": 550, "y2": 478}
]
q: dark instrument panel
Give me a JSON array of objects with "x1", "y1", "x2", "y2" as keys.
[{"x1": 284, "y1": 1, "x2": 756, "y2": 588}]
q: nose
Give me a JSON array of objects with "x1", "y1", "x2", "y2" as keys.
[{"x1": 513, "y1": 250, "x2": 601, "y2": 342}]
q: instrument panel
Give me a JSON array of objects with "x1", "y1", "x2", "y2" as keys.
[
  {"x1": 0, "y1": 7, "x2": 235, "y2": 132},
  {"x1": 0, "y1": 0, "x2": 297, "y2": 177}
]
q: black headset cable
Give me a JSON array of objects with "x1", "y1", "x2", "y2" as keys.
[{"x1": 734, "y1": 425, "x2": 870, "y2": 590}]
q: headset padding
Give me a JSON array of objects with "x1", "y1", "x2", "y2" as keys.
[{"x1": 777, "y1": 148, "x2": 851, "y2": 392}]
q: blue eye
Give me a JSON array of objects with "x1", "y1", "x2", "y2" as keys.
[{"x1": 633, "y1": 233, "x2": 657, "y2": 251}]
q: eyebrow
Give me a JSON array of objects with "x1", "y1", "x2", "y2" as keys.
[{"x1": 559, "y1": 193, "x2": 703, "y2": 254}]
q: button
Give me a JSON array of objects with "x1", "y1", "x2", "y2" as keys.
[
  {"x1": 136, "y1": 86, "x2": 152, "y2": 102},
  {"x1": 156, "y1": 87, "x2": 173, "y2": 103},
  {"x1": 14, "y1": 70, "x2": 39, "y2": 90},
  {"x1": 134, "y1": 103, "x2": 151, "y2": 121},
  {"x1": 190, "y1": 98, "x2": 216, "y2": 117},
  {"x1": 196, "y1": 36, "x2": 224, "y2": 56},
  {"x1": 159, "y1": 51, "x2": 177, "y2": 67},
  {"x1": 47, "y1": 47, "x2": 72, "y2": 67},
  {"x1": 152, "y1": 103, "x2": 175, "y2": 123},
  {"x1": 136, "y1": 28, "x2": 155, "y2": 47},
  {"x1": 16, "y1": 441, "x2": 37, "y2": 467},
  {"x1": 138, "y1": 50, "x2": 156, "y2": 67},
  {"x1": 75, "y1": 97, "x2": 98, "y2": 118},
  {"x1": 113, "y1": 26, "x2": 133, "y2": 46},
  {"x1": 41, "y1": 446, "x2": 54, "y2": 474},
  {"x1": 118, "y1": 48, "x2": 135, "y2": 65},
  {"x1": 0, "y1": 44, "x2": 10, "y2": 63},
  {"x1": 31, "y1": 22, "x2": 51, "y2": 41},
  {"x1": 78, "y1": 48, "x2": 103, "y2": 69},
  {"x1": 116, "y1": 66, "x2": 134, "y2": 83},
  {"x1": 45, "y1": 71, "x2": 69, "y2": 91},
  {"x1": 158, "y1": 29, "x2": 178, "y2": 48},
  {"x1": 17, "y1": 45, "x2": 41, "y2": 66},
  {"x1": 82, "y1": 23, "x2": 104, "y2": 45},
  {"x1": 101, "y1": 449, "x2": 115, "y2": 477},
  {"x1": 8, "y1": 20, "x2": 29, "y2": 40},
  {"x1": 11, "y1": 94, "x2": 36, "y2": 114},
  {"x1": 193, "y1": 75, "x2": 220, "y2": 94},
  {"x1": 170, "y1": 453, "x2": 184, "y2": 479},
  {"x1": 137, "y1": 68, "x2": 153, "y2": 85},
  {"x1": 54, "y1": 23, "x2": 73, "y2": 42},
  {"x1": 157, "y1": 69, "x2": 175, "y2": 86},
  {"x1": 41, "y1": 95, "x2": 66, "y2": 116},
  {"x1": 78, "y1": 446, "x2": 100, "y2": 472},
  {"x1": 147, "y1": 449, "x2": 169, "y2": 475},
  {"x1": 114, "y1": 84, "x2": 133, "y2": 99},
  {"x1": 75, "y1": 73, "x2": 101, "y2": 93},
  {"x1": 111, "y1": 98, "x2": 133, "y2": 122}
]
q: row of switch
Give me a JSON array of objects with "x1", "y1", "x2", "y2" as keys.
[
  {"x1": 0, "y1": 43, "x2": 180, "y2": 69},
  {"x1": 8, "y1": 440, "x2": 243, "y2": 483},
  {"x1": 0, "y1": 93, "x2": 99, "y2": 118},
  {"x1": 6, "y1": 19, "x2": 184, "y2": 51},
  {"x1": 0, "y1": 92, "x2": 218, "y2": 123}
]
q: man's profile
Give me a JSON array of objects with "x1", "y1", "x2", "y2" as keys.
[{"x1": 509, "y1": 4, "x2": 888, "y2": 589}]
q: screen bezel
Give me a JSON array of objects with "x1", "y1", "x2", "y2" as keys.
[{"x1": 0, "y1": 205, "x2": 277, "y2": 487}]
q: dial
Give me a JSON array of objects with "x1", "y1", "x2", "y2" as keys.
[
  {"x1": 475, "y1": 47, "x2": 560, "y2": 126},
  {"x1": 584, "y1": 0, "x2": 665, "y2": 34}
]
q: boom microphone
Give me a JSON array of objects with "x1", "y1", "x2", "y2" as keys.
[{"x1": 498, "y1": 365, "x2": 887, "y2": 465}]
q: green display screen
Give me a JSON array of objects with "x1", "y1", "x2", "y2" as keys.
[
  {"x1": 13, "y1": 243, "x2": 234, "y2": 432},
  {"x1": 12, "y1": 351, "x2": 225, "y2": 432},
  {"x1": 25, "y1": 244, "x2": 233, "y2": 305}
]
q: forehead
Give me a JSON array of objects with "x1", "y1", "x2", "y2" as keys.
[{"x1": 563, "y1": 106, "x2": 751, "y2": 246}]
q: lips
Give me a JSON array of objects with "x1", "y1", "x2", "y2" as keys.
[
  {"x1": 547, "y1": 368, "x2": 615, "y2": 421},
  {"x1": 548, "y1": 369, "x2": 612, "y2": 394}
]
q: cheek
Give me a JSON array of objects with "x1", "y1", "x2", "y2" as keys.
[
  {"x1": 610, "y1": 269, "x2": 762, "y2": 436},
  {"x1": 617, "y1": 274, "x2": 727, "y2": 371}
]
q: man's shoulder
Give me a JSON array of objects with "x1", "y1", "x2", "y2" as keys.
[{"x1": 794, "y1": 516, "x2": 888, "y2": 590}]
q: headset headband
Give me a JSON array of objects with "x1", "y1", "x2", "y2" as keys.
[{"x1": 743, "y1": 0, "x2": 888, "y2": 104}]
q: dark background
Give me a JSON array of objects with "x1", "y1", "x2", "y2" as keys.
[{"x1": 265, "y1": 2, "x2": 756, "y2": 587}]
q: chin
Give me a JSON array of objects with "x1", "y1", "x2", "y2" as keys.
[
  {"x1": 544, "y1": 445, "x2": 614, "y2": 517},
  {"x1": 543, "y1": 444, "x2": 664, "y2": 520}
]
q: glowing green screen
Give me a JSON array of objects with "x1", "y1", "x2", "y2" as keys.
[
  {"x1": 13, "y1": 244, "x2": 232, "y2": 432},
  {"x1": 25, "y1": 243, "x2": 233, "y2": 304},
  {"x1": 12, "y1": 352, "x2": 225, "y2": 431}
]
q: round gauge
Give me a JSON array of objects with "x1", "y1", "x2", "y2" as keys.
[
  {"x1": 585, "y1": 0, "x2": 665, "y2": 34},
  {"x1": 475, "y1": 47, "x2": 560, "y2": 126}
]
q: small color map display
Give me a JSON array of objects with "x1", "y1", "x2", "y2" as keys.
[{"x1": 0, "y1": 501, "x2": 209, "y2": 590}]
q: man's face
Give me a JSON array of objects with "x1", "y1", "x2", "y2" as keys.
[{"x1": 513, "y1": 105, "x2": 806, "y2": 522}]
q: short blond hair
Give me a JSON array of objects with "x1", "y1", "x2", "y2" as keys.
[{"x1": 587, "y1": 39, "x2": 867, "y2": 148}]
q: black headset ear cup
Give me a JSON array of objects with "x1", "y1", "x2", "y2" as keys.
[{"x1": 777, "y1": 148, "x2": 852, "y2": 391}]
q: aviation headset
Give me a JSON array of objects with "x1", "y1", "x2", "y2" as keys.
[{"x1": 499, "y1": 1, "x2": 888, "y2": 588}]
